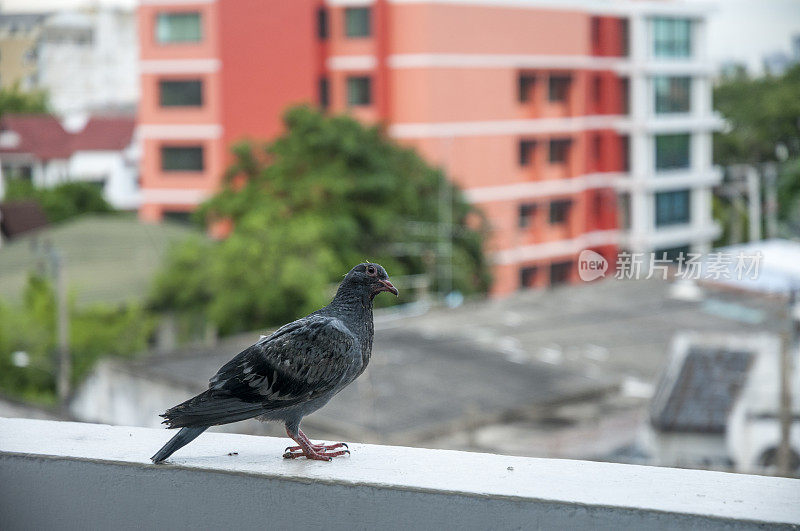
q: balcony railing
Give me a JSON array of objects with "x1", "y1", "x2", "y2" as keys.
[{"x1": 1, "y1": 417, "x2": 798, "y2": 529}]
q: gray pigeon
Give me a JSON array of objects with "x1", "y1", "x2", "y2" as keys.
[{"x1": 151, "y1": 262, "x2": 398, "y2": 463}]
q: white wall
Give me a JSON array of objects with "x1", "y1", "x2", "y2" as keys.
[
  {"x1": 36, "y1": 9, "x2": 138, "y2": 115},
  {"x1": 69, "y1": 149, "x2": 140, "y2": 209}
]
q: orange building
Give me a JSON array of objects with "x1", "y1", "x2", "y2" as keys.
[{"x1": 138, "y1": 0, "x2": 720, "y2": 295}]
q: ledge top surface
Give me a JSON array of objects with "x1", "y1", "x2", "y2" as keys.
[{"x1": 1, "y1": 417, "x2": 798, "y2": 525}]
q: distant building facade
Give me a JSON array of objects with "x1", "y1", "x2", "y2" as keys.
[
  {"x1": 37, "y1": 8, "x2": 139, "y2": 115},
  {"x1": 138, "y1": 0, "x2": 721, "y2": 295},
  {"x1": 0, "y1": 13, "x2": 47, "y2": 90}
]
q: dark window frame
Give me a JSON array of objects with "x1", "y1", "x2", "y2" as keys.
[
  {"x1": 548, "y1": 138, "x2": 571, "y2": 164},
  {"x1": 520, "y1": 266, "x2": 538, "y2": 289},
  {"x1": 655, "y1": 189, "x2": 691, "y2": 227},
  {"x1": 550, "y1": 261, "x2": 572, "y2": 286},
  {"x1": 345, "y1": 7, "x2": 371, "y2": 38},
  {"x1": 655, "y1": 133, "x2": 691, "y2": 171},
  {"x1": 549, "y1": 199, "x2": 572, "y2": 224},
  {"x1": 155, "y1": 12, "x2": 202, "y2": 44},
  {"x1": 161, "y1": 145, "x2": 204, "y2": 172},
  {"x1": 548, "y1": 75, "x2": 571, "y2": 102},
  {"x1": 318, "y1": 77, "x2": 329, "y2": 109},
  {"x1": 317, "y1": 7, "x2": 329, "y2": 39},
  {"x1": 518, "y1": 73, "x2": 536, "y2": 103},
  {"x1": 518, "y1": 139, "x2": 536, "y2": 166},
  {"x1": 518, "y1": 203, "x2": 537, "y2": 228},
  {"x1": 346, "y1": 76, "x2": 372, "y2": 106},
  {"x1": 158, "y1": 79, "x2": 203, "y2": 107},
  {"x1": 654, "y1": 76, "x2": 691, "y2": 114},
  {"x1": 653, "y1": 17, "x2": 692, "y2": 58}
]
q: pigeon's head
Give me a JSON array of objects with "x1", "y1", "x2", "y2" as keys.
[{"x1": 343, "y1": 262, "x2": 399, "y2": 299}]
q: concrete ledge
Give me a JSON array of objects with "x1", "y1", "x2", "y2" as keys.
[{"x1": 1, "y1": 418, "x2": 799, "y2": 530}]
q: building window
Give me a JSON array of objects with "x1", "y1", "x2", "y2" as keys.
[
  {"x1": 550, "y1": 261, "x2": 572, "y2": 286},
  {"x1": 161, "y1": 146, "x2": 204, "y2": 172},
  {"x1": 159, "y1": 80, "x2": 203, "y2": 107},
  {"x1": 655, "y1": 133, "x2": 690, "y2": 170},
  {"x1": 520, "y1": 266, "x2": 538, "y2": 289},
  {"x1": 347, "y1": 76, "x2": 371, "y2": 106},
  {"x1": 318, "y1": 78, "x2": 329, "y2": 109},
  {"x1": 655, "y1": 189, "x2": 691, "y2": 227},
  {"x1": 518, "y1": 73, "x2": 536, "y2": 103},
  {"x1": 654, "y1": 76, "x2": 691, "y2": 114},
  {"x1": 549, "y1": 138, "x2": 571, "y2": 164},
  {"x1": 653, "y1": 17, "x2": 692, "y2": 58},
  {"x1": 345, "y1": 7, "x2": 371, "y2": 38},
  {"x1": 655, "y1": 245, "x2": 691, "y2": 262},
  {"x1": 156, "y1": 12, "x2": 202, "y2": 44},
  {"x1": 518, "y1": 203, "x2": 537, "y2": 228},
  {"x1": 549, "y1": 199, "x2": 572, "y2": 224},
  {"x1": 518, "y1": 139, "x2": 536, "y2": 166},
  {"x1": 548, "y1": 75, "x2": 571, "y2": 102},
  {"x1": 317, "y1": 8, "x2": 328, "y2": 39}
]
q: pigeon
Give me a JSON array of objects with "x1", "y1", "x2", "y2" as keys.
[{"x1": 151, "y1": 262, "x2": 398, "y2": 463}]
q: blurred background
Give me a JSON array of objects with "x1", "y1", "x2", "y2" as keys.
[{"x1": 0, "y1": 0, "x2": 798, "y2": 479}]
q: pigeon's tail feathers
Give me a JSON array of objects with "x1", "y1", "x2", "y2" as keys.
[
  {"x1": 151, "y1": 426, "x2": 207, "y2": 463},
  {"x1": 159, "y1": 390, "x2": 263, "y2": 429}
]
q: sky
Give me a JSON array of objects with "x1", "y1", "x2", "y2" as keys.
[{"x1": 2, "y1": 0, "x2": 799, "y2": 75}]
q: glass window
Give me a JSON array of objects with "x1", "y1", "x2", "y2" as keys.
[
  {"x1": 549, "y1": 139, "x2": 571, "y2": 164},
  {"x1": 548, "y1": 75, "x2": 571, "y2": 102},
  {"x1": 655, "y1": 245, "x2": 691, "y2": 262},
  {"x1": 347, "y1": 76, "x2": 371, "y2": 106},
  {"x1": 518, "y1": 203, "x2": 536, "y2": 228},
  {"x1": 519, "y1": 139, "x2": 536, "y2": 166},
  {"x1": 653, "y1": 17, "x2": 692, "y2": 58},
  {"x1": 159, "y1": 80, "x2": 203, "y2": 107},
  {"x1": 345, "y1": 7, "x2": 371, "y2": 38},
  {"x1": 317, "y1": 8, "x2": 328, "y2": 39},
  {"x1": 655, "y1": 189, "x2": 690, "y2": 226},
  {"x1": 518, "y1": 74, "x2": 536, "y2": 103},
  {"x1": 655, "y1": 133, "x2": 690, "y2": 170},
  {"x1": 161, "y1": 146, "x2": 204, "y2": 172},
  {"x1": 318, "y1": 78, "x2": 329, "y2": 109},
  {"x1": 519, "y1": 266, "x2": 538, "y2": 289},
  {"x1": 654, "y1": 76, "x2": 690, "y2": 114},
  {"x1": 550, "y1": 261, "x2": 572, "y2": 285},
  {"x1": 156, "y1": 12, "x2": 202, "y2": 44},
  {"x1": 549, "y1": 199, "x2": 572, "y2": 224}
]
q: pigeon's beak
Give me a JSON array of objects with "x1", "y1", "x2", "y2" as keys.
[{"x1": 378, "y1": 279, "x2": 399, "y2": 296}]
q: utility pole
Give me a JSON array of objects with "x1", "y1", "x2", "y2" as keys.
[
  {"x1": 745, "y1": 165, "x2": 761, "y2": 242},
  {"x1": 50, "y1": 248, "x2": 71, "y2": 404},
  {"x1": 777, "y1": 289, "x2": 798, "y2": 477}
]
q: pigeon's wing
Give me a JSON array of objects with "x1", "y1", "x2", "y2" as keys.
[{"x1": 207, "y1": 315, "x2": 358, "y2": 408}]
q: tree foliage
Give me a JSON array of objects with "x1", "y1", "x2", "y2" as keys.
[
  {"x1": 713, "y1": 65, "x2": 800, "y2": 240},
  {"x1": 0, "y1": 82, "x2": 48, "y2": 118},
  {"x1": 5, "y1": 180, "x2": 113, "y2": 223},
  {"x1": 150, "y1": 106, "x2": 490, "y2": 334},
  {"x1": 0, "y1": 275, "x2": 154, "y2": 403},
  {"x1": 714, "y1": 64, "x2": 800, "y2": 165}
]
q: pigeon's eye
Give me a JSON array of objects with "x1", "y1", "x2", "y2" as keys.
[{"x1": 366, "y1": 265, "x2": 377, "y2": 277}]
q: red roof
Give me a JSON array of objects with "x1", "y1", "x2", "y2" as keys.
[
  {"x1": 0, "y1": 114, "x2": 72, "y2": 160},
  {"x1": 0, "y1": 113, "x2": 135, "y2": 160},
  {"x1": 71, "y1": 116, "x2": 136, "y2": 151}
]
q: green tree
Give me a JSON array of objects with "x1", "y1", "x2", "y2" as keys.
[
  {"x1": 713, "y1": 64, "x2": 800, "y2": 240},
  {"x1": 0, "y1": 82, "x2": 48, "y2": 117},
  {"x1": 150, "y1": 106, "x2": 490, "y2": 334},
  {"x1": 0, "y1": 274, "x2": 154, "y2": 403},
  {"x1": 5, "y1": 180, "x2": 113, "y2": 223}
]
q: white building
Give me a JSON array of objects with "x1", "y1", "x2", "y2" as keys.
[
  {"x1": 618, "y1": 4, "x2": 723, "y2": 258},
  {"x1": 0, "y1": 114, "x2": 140, "y2": 210},
  {"x1": 35, "y1": 8, "x2": 138, "y2": 116}
]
